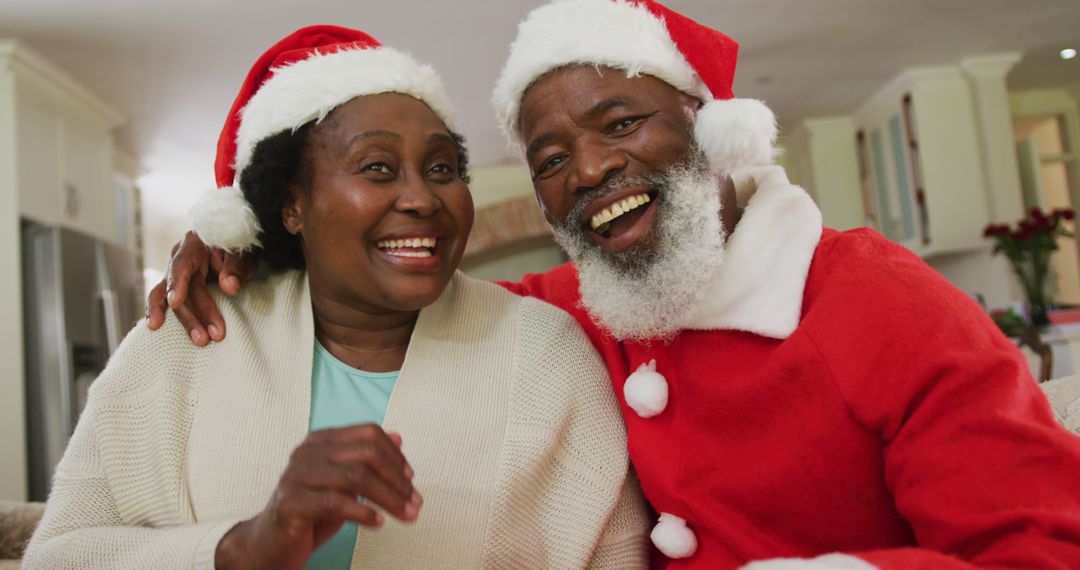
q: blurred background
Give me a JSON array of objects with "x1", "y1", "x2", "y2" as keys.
[{"x1": 1, "y1": 0, "x2": 1078, "y2": 502}]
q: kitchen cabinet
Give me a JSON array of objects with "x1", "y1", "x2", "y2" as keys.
[
  {"x1": 4, "y1": 41, "x2": 123, "y2": 245},
  {"x1": 854, "y1": 66, "x2": 991, "y2": 256}
]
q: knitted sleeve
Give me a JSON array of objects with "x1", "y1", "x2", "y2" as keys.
[
  {"x1": 22, "y1": 323, "x2": 242, "y2": 569},
  {"x1": 586, "y1": 468, "x2": 650, "y2": 569},
  {"x1": 807, "y1": 231, "x2": 1080, "y2": 568},
  {"x1": 480, "y1": 296, "x2": 649, "y2": 569}
]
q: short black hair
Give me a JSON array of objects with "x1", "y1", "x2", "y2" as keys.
[{"x1": 239, "y1": 120, "x2": 471, "y2": 271}]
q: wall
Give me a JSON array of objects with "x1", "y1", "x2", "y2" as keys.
[
  {"x1": 925, "y1": 249, "x2": 1014, "y2": 311},
  {"x1": 783, "y1": 117, "x2": 864, "y2": 231},
  {"x1": 0, "y1": 49, "x2": 28, "y2": 501},
  {"x1": 459, "y1": 161, "x2": 566, "y2": 282}
]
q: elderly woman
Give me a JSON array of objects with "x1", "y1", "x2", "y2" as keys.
[{"x1": 24, "y1": 25, "x2": 647, "y2": 570}]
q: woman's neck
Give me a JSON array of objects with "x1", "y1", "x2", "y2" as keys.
[{"x1": 310, "y1": 287, "x2": 418, "y2": 373}]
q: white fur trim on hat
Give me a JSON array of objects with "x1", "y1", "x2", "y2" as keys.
[
  {"x1": 189, "y1": 186, "x2": 262, "y2": 253},
  {"x1": 651, "y1": 513, "x2": 698, "y2": 559},
  {"x1": 235, "y1": 46, "x2": 455, "y2": 180},
  {"x1": 492, "y1": 0, "x2": 709, "y2": 151},
  {"x1": 739, "y1": 553, "x2": 877, "y2": 570},
  {"x1": 694, "y1": 98, "x2": 778, "y2": 175}
]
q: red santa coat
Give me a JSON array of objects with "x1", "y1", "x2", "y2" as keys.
[{"x1": 501, "y1": 167, "x2": 1080, "y2": 569}]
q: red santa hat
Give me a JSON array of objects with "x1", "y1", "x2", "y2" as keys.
[
  {"x1": 492, "y1": 0, "x2": 776, "y2": 176},
  {"x1": 190, "y1": 24, "x2": 456, "y2": 252}
]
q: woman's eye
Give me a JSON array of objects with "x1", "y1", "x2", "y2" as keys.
[
  {"x1": 363, "y1": 162, "x2": 392, "y2": 174},
  {"x1": 429, "y1": 163, "x2": 454, "y2": 175}
]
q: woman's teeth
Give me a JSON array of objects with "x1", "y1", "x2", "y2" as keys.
[
  {"x1": 590, "y1": 193, "x2": 651, "y2": 233},
  {"x1": 376, "y1": 237, "x2": 437, "y2": 258}
]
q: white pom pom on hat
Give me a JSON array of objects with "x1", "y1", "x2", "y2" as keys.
[
  {"x1": 492, "y1": 0, "x2": 777, "y2": 176},
  {"x1": 191, "y1": 25, "x2": 456, "y2": 253},
  {"x1": 623, "y1": 359, "x2": 669, "y2": 418},
  {"x1": 651, "y1": 513, "x2": 698, "y2": 559},
  {"x1": 189, "y1": 187, "x2": 262, "y2": 252},
  {"x1": 695, "y1": 98, "x2": 778, "y2": 176}
]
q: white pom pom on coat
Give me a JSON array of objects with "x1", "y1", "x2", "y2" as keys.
[
  {"x1": 651, "y1": 513, "x2": 697, "y2": 559},
  {"x1": 623, "y1": 359, "x2": 668, "y2": 418},
  {"x1": 739, "y1": 553, "x2": 877, "y2": 570},
  {"x1": 693, "y1": 98, "x2": 778, "y2": 177},
  {"x1": 189, "y1": 186, "x2": 262, "y2": 253}
]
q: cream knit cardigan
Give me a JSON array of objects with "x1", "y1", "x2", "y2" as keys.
[{"x1": 24, "y1": 270, "x2": 648, "y2": 569}]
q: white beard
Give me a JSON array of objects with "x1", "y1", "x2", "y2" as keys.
[{"x1": 550, "y1": 150, "x2": 726, "y2": 341}]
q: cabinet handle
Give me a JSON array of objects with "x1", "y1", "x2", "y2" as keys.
[{"x1": 64, "y1": 182, "x2": 79, "y2": 218}]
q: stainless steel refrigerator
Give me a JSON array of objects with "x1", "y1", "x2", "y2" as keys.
[{"x1": 22, "y1": 221, "x2": 139, "y2": 501}]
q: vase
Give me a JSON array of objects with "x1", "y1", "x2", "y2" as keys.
[{"x1": 1028, "y1": 300, "x2": 1052, "y2": 328}]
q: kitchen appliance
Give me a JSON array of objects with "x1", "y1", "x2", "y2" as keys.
[{"x1": 22, "y1": 221, "x2": 139, "y2": 501}]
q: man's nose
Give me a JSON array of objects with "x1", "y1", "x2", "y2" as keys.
[{"x1": 568, "y1": 136, "x2": 628, "y2": 194}]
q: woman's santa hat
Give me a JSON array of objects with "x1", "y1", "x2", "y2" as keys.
[
  {"x1": 190, "y1": 25, "x2": 456, "y2": 252},
  {"x1": 492, "y1": 0, "x2": 776, "y2": 176}
]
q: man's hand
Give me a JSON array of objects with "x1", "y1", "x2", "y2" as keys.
[
  {"x1": 145, "y1": 231, "x2": 257, "y2": 345},
  {"x1": 214, "y1": 425, "x2": 422, "y2": 570}
]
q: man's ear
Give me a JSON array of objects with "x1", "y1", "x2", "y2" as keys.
[{"x1": 281, "y1": 185, "x2": 304, "y2": 235}]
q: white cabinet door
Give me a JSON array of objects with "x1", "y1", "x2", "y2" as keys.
[
  {"x1": 14, "y1": 84, "x2": 61, "y2": 226},
  {"x1": 58, "y1": 112, "x2": 116, "y2": 244}
]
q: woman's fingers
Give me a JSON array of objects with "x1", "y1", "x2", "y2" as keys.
[
  {"x1": 289, "y1": 426, "x2": 421, "y2": 522},
  {"x1": 274, "y1": 486, "x2": 386, "y2": 529}
]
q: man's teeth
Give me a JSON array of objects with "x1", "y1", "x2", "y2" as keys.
[
  {"x1": 375, "y1": 237, "x2": 437, "y2": 258},
  {"x1": 590, "y1": 193, "x2": 651, "y2": 231}
]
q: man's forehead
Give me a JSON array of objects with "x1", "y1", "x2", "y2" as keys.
[
  {"x1": 525, "y1": 65, "x2": 675, "y2": 102},
  {"x1": 519, "y1": 65, "x2": 685, "y2": 131}
]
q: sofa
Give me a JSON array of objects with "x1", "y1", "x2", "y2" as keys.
[{"x1": 0, "y1": 500, "x2": 44, "y2": 569}]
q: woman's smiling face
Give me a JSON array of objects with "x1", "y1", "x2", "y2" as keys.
[{"x1": 284, "y1": 92, "x2": 474, "y2": 314}]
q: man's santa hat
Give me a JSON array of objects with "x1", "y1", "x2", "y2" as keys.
[
  {"x1": 492, "y1": 0, "x2": 776, "y2": 176},
  {"x1": 190, "y1": 25, "x2": 456, "y2": 252}
]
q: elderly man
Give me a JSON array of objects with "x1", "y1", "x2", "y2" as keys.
[{"x1": 153, "y1": 1, "x2": 1080, "y2": 568}]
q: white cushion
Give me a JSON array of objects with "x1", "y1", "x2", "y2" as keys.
[{"x1": 1041, "y1": 375, "x2": 1080, "y2": 434}]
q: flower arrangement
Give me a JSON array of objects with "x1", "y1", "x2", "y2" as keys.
[{"x1": 983, "y1": 207, "x2": 1075, "y2": 327}]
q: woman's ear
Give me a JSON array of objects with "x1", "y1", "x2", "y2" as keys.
[{"x1": 281, "y1": 185, "x2": 305, "y2": 235}]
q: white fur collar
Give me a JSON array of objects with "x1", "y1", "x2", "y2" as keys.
[{"x1": 681, "y1": 166, "x2": 823, "y2": 338}]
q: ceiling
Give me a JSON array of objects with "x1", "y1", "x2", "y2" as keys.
[{"x1": 3, "y1": 0, "x2": 1080, "y2": 219}]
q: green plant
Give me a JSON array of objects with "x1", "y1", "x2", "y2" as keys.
[{"x1": 984, "y1": 207, "x2": 1075, "y2": 326}]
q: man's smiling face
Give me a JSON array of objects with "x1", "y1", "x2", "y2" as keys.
[
  {"x1": 517, "y1": 65, "x2": 731, "y2": 341},
  {"x1": 518, "y1": 65, "x2": 702, "y2": 260}
]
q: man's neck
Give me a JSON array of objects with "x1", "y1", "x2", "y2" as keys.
[{"x1": 721, "y1": 175, "x2": 744, "y2": 238}]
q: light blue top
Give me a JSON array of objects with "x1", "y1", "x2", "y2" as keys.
[{"x1": 304, "y1": 342, "x2": 399, "y2": 570}]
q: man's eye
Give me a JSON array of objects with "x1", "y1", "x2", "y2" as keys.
[
  {"x1": 536, "y1": 155, "x2": 566, "y2": 177},
  {"x1": 609, "y1": 115, "x2": 650, "y2": 135}
]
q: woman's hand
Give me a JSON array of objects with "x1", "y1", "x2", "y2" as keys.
[
  {"x1": 215, "y1": 425, "x2": 422, "y2": 570},
  {"x1": 145, "y1": 231, "x2": 258, "y2": 345}
]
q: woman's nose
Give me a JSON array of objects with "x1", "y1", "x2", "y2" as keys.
[{"x1": 394, "y1": 175, "x2": 442, "y2": 217}]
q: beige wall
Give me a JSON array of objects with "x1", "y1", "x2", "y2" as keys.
[
  {"x1": 0, "y1": 62, "x2": 28, "y2": 501},
  {"x1": 459, "y1": 162, "x2": 567, "y2": 282}
]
